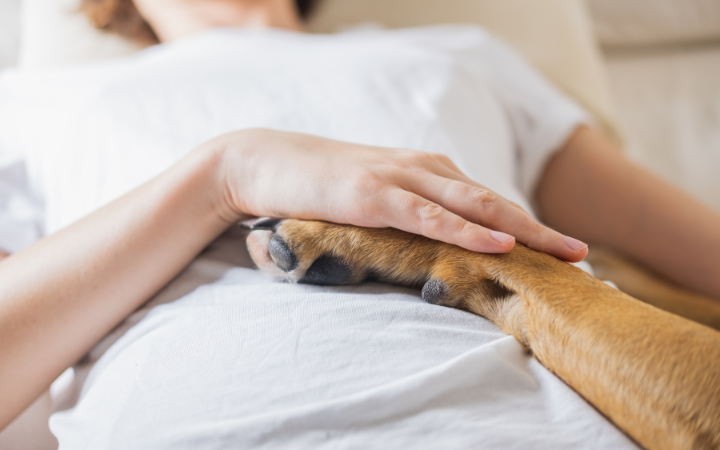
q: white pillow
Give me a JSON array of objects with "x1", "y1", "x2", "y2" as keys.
[
  {"x1": 0, "y1": 0, "x2": 21, "y2": 69},
  {"x1": 588, "y1": 0, "x2": 720, "y2": 47},
  {"x1": 18, "y1": 0, "x2": 620, "y2": 139},
  {"x1": 19, "y1": 0, "x2": 145, "y2": 69}
]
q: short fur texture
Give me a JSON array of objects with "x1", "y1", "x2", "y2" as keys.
[
  {"x1": 587, "y1": 248, "x2": 720, "y2": 331},
  {"x1": 246, "y1": 219, "x2": 720, "y2": 450}
]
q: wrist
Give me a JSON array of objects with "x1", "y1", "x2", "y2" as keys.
[{"x1": 187, "y1": 131, "x2": 252, "y2": 226}]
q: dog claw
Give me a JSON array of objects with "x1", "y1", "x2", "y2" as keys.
[
  {"x1": 241, "y1": 217, "x2": 283, "y2": 231},
  {"x1": 246, "y1": 219, "x2": 361, "y2": 285}
]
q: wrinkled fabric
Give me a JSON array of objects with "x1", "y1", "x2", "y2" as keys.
[{"x1": 51, "y1": 229, "x2": 635, "y2": 449}]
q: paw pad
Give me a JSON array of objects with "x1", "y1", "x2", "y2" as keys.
[
  {"x1": 422, "y1": 279, "x2": 448, "y2": 305},
  {"x1": 300, "y1": 255, "x2": 354, "y2": 285},
  {"x1": 268, "y1": 234, "x2": 298, "y2": 272}
]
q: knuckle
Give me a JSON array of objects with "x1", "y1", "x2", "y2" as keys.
[
  {"x1": 418, "y1": 203, "x2": 444, "y2": 223},
  {"x1": 409, "y1": 151, "x2": 434, "y2": 166},
  {"x1": 428, "y1": 152, "x2": 444, "y2": 160},
  {"x1": 523, "y1": 221, "x2": 549, "y2": 249},
  {"x1": 458, "y1": 220, "x2": 477, "y2": 239},
  {"x1": 352, "y1": 168, "x2": 382, "y2": 190},
  {"x1": 432, "y1": 153, "x2": 452, "y2": 165},
  {"x1": 471, "y1": 189, "x2": 500, "y2": 218},
  {"x1": 448, "y1": 181, "x2": 472, "y2": 199},
  {"x1": 529, "y1": 220, "x2": 547, "y2": 236}
]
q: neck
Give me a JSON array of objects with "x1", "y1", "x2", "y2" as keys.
[{"x1": 136, "y1": 0, "x2": 305, "y2": 43}]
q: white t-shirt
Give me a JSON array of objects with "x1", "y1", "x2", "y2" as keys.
[
  {"x1": 0, "y1": 25, "x2": 635, "y2": 448},
  {"x1": 0, "y1": 25, "x2": 586, "y2": 233}
]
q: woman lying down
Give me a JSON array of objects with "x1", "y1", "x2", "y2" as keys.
[{"x1": 1, "y1": 0, "x2": 719, "y2": 448}]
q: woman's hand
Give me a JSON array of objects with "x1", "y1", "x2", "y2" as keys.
[{"x1": 212, "y1": 129, "x2": 588, "y2": 262}]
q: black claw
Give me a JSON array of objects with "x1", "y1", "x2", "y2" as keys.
[
  {"x1": 421, "y1": 279, "x2": 448, "y2": 305},
  {"x1": 269, "y1": 235, "x2": 298, "y2": 272},
  {"x1": 300, "y1": 254, "x2": 354, "y2": 286},
  {"x1": 241, "y1": 217, "x2": 283, "y2": 231}
]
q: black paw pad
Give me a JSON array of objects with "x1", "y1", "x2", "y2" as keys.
[
  {"x1": 269, "y1": 235, "x2": 298, "y2": 272},
  {"x1": 300, "y1": 254, "x2": 354, "y2": 286},
  {"x1": 422, "y1": 279, "x2": 448, "y2": 305}
]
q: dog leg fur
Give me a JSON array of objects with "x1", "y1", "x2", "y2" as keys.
[{"x1": 245, "y1": 219, "x2": 720, "y2": 450}]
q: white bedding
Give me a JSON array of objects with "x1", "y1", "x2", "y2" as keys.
[
  {"x1": 0, "y1": 159, "x2": 43, "y2": 254},
  {"x1": 48, "y1": 228, "x2": 634, "y2": 450},
  {"x1": 0, "y1": 25, "x2": 636, "y2": 448}
]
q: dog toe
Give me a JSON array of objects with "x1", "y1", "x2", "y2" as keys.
[
  {"x1": 299, "y1": 254, "x2": 354, "y2": 285},
  {"x1": 268, "y1": 234, "x2": 298, "y2": 272},
  {"x1": 422, "y1": 279, "x2": 449, "y2": 305},
  {"x1": 242, "y1": 217, "x2": 283, "y2": 231},
  {"x1": 246, "y1": 219, "x2": 369, "y2": 285}
]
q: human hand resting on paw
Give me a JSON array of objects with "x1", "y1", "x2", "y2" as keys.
[
  {"x1": 4, "y1": 125, "x2": 719, "y2": 431},
  {"x1": 210, "y1": 129, "x2": 589, "y2": 262}
]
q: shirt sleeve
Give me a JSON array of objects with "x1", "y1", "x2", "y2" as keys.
[
  {"x1": 481, "y1": 35, "x2": 591, "y2": 201},
  {"x1": 0, "y1": 160, "x2": 45, "y2": 253}
]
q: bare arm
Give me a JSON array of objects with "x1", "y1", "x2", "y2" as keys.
[
  {"x1": 0, "y1": 144, "x2": 234, "y2": 429},
  {"x1": 537, "y1": 126, "x2": 720, "y2": 300}
]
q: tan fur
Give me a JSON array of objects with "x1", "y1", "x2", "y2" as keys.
[
  {"x1": 252, "y1": 220, "x2": 720, "y2": 450},
  {"x1": 587, "y1": 248, "x2": 720, "y2": 331}
]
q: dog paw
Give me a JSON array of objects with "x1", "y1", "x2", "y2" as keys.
[
  {"x1": 244, "y1": 218, "x2": 367, "y2": 285},
  {"x1": 243, "y1": 218, "x2": 524, "y2": 331}
]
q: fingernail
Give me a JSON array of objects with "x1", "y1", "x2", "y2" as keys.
[
  {"x1": 490, "y1": 230, "x2": 514, "y2": 244},
  {"x1": 563, "y1": 235, "x2": 588, "y2": 251}
]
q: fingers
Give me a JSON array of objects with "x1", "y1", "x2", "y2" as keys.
[
  {"x1": 403, "y1": 175, "x2": 588, "y2": 262},
  {"x1": 412, "y1": 153, "x2": 529, "y2": 215},
  {"x1": 427, "y1": 152, "x2": 465, "y2": 177},
  {"x1": 379, "y1": 188, "x2": 516, "y2": 254}
]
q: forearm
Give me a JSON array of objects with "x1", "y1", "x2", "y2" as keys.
[
  {"x1": 537, "y1": 126, "x2": 720, "y2": 300},
  {"x1": 0, "y1": 144, "x2": 234, "y2": 429}
]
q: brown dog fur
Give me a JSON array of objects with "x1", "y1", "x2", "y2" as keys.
[
  {"x1": 247, "y1": 219, "x2": 720, "y2": 450},
  {"x1": 587, "y1": 248, "x2": 720, "y2": 331}
]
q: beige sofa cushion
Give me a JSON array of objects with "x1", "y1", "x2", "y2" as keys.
[
  {"x1": 605, "y1": 45, "x2": 720, "y2": 212},
  {"x1": 588, "y1": 0, "x2": 720, "y2": 47}
]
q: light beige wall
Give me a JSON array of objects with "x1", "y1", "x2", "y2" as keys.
[{"x1": 588, "y1": 0, "x2": 720, "y2": 47}]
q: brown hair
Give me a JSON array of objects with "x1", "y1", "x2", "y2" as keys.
[{"x1": 81, "y1": 0, "x2": 318, "y2": 44}]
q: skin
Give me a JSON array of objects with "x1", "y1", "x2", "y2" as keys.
[
  {"x1": 1, "y1": 0, "x2": 719, "y2": 431},
  {"x1": 244, "y1": 219, "x2": 720, "y2": 450},
  {"x1": 537, "y1": 127, "x2": 720, "y2": 300},
  {"x1": 132, "y1": 0, "x2": 304, "y2": 41}
]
